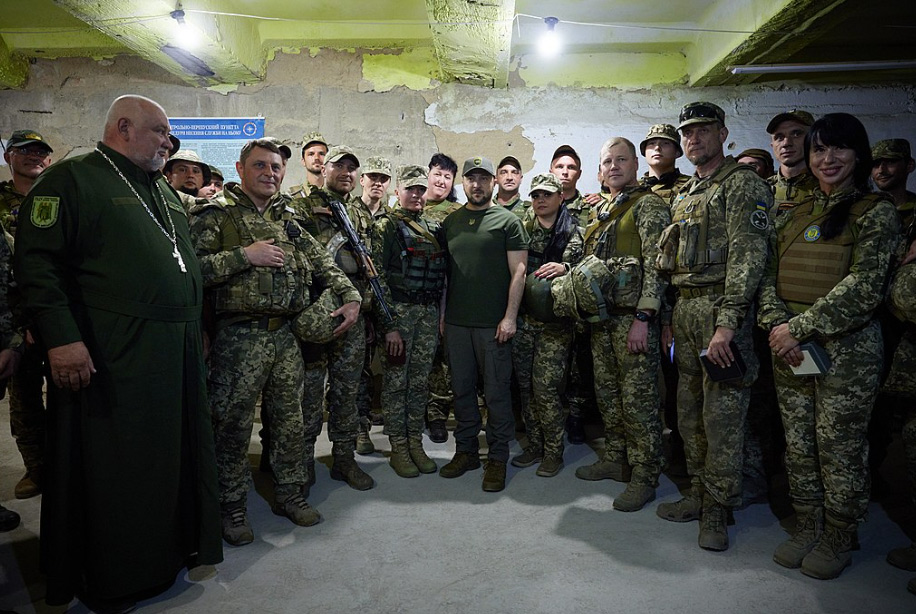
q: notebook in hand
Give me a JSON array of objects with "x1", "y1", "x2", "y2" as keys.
[
  {"x1": 790, "y1": 341, "x2": 832, "y2": 376},
  {"x1": 699, "y1": 341, "x2": 747, "y2": 383}
]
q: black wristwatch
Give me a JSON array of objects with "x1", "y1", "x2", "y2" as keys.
[{"x1": 634, "y1": 310, "x2": 652, "y2": 323}]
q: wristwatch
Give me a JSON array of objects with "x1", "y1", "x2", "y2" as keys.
[{"x1": 634, "y1": 310, "x2": 652, "y2": 323}]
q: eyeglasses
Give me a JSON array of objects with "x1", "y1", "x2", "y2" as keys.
[{"x1": 10, "y1": 146, "x2": 51, "y2": 158}]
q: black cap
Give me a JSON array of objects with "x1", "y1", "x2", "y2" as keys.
[
  {"x1": 551, "y1": 145, "x2": 580, "y2": 167},
  {"x1": 497, "y1": 155, "x2": 522, "y2": 171}
]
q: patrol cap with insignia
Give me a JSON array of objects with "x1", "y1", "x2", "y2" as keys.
[
  {"x1": 397, "y1": 165, "x2": 428, "y2": 189},
  {"x1": 362, "y1": 156, "x2": 392, "y2": 177},
  {"x1": 497, "y1": 155, "x2": 522, "y2": 171},
  {"x1": 639, "y1": 124, "x2": 683, "y2": 157},
  {"x1": 766, "y1": 109, "x2": 815, "y2": 134},
  {"x1": 462, "y1": 156, "x2": 495, "y2": 177},
  {"x1": 263, "y1": 137, "x2": 292, "y2": 160},
  {"x1": 551, "y1": 144, "x2": 581, "y2": 167},
  {"x1": 302, "y1": 131, "x2": 328, "y2": 151},
  {"x1": 872, "y1": 138, "x2": 912, "y2": 162},
  {"x1": 528, "y1": 172, "x2": 563, "y2": 195},
  {"x1": 325, "y1": 145, "x2": 360, "y2": 167},
  {"x1": 208, "y1": 165, "x2": 224, "y2": 180},
  {"x1": 164, "y1": 149, "x2": 212, "y2": 184},
  {"x1": 678, "y1": 102, "x2": 726, "y2": 130},
  {"x1": 7, "y1": 129, "x2": 53, "y2": 153}
]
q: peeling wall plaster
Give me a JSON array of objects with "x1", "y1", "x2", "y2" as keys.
[{"x1": 2, "y1": 50, "x2": 914, "y2": 196}]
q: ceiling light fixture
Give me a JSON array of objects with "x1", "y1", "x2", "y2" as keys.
[
  {"x1": 539, "y1": 16, "x2": 561, "y2": 58},
  {"x1": 728, "y1": 59, "x2": 916, "y2": 74},
  {"x1": 169, "y1": 2, "x2": 199, "y2": 51}
]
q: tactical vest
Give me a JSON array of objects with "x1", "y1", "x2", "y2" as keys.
[
  {"x1": 583, "y1": 187, "x2": 649, "y2": 261},
  {"x1": 300, "y1": 191, "x2": 366, "y2": 276},
  {"x1": 388, "y1": 213, "x2": 446, "y2": 303},
  {"x1": 209, "y1": 199, "x2": 314, "y2": 315},
  {"x1": 670, "y1": 163, "x2": 746, "y2": 274},
  {"x1": 769, "y1": 171, "x2": 817, "y2": 216},
  {"x1": 775, "y1": 193, "x2": 882, "y2": 309}
]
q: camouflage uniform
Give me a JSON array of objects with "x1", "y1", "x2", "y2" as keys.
[
  {"x1": 292, "y1": 187, "x2": 373, "y2": 459},
  {"x1": 513, "y1": 211, "x2": 583, "y2": 461},
  {"x1": 583, "y1": 187, "x2": 670, "y2": 487},
  {"x1": 758, "y1": 187, "x2": 899, "y2": 521},
  {"x1": 639, "y1": 170, "x2": 691, "y2": 204},
  {"x1": 665, "y1": 156, "x2": 772, "y2": 509},
  {"x1": 191, "y1": 183, "x2": 360, "y2": 507},
  {"x1": 767, "y1": 170, "x2": 818, "y2": 217},
  {"x1": 493, "y1": 192, "x2": 531, "y2": 221},
  {"x1": 0, "y1": 181, "x2": 46, "y2": 492},
  {"x1": 371, "y1": 204, "x2": 444, "y2": 445}
]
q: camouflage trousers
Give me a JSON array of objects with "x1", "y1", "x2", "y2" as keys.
[
  {"x1": 512, "y1": 315, "x2": 573, "y2": 459},
  {"x1": 773, "y1": 320, "x2": 882, "y2": 520},
  {"x1": 673, "y1": 294, "x2": 758, "y2": 508},
  {"x1": 380, "y1": 302, "x2": 439, "y2": 440},
  {"x1": 590, "y1": 314, "x2": 664, "y2": 484},
  {"x1": 302, "y1": 313, "x2": 365, "y2": 456},
  {"x1": 888, "y1": 328, "x2": 916, "y2": 503},
  {"x1": 9, "y1": 344, "x2": 47, "y2": 473},
  {"x1": 425, "y1": 341, "x2": 453, "y2": 423},
  {"x1": 208, "y1": 323, "x2": 305, "y2": 505}
]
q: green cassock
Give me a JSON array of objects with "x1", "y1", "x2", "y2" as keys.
[{"x1": 13, "y1": 142, "x2": 222, "y2": 605}]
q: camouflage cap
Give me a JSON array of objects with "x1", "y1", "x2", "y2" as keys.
[
  {"x1": 497, "y1": 155, "x2": 522, "y2": 171},
  {"x1": 325, "y1": 145, "x2": 360, "y2": 167},
  {"x1": 164, "y1": 149, "x2": 212, "y2": 184},
  {"x1": 462, "y1": 156, "x2": 495, "y2": 177},
  {"x1": 639, "y1": 124, "x2": 682, "y2": 157},
  {"x1": 397, "y1": 164, "x2": 428, "y2": 189},
  {"x1": 528, "y1": 172, "x2": 563, "y2": 195},
  {"x1": 302, "y1": 131, "x2": 328, "y2": 149},
  {"x1": 551, "y1": 144, "x2": 581, "y2": 167},
  {"x1": 292, "y1": 289, "x2": 343, "y2": 344},
  {"x1": 7, "y1": 129, "x2": 53, "y2": 153},
  {"x1": 766, "y1": 109, "x2": 815, "y2": 134},
  {"x1": 678, "y1": 102, "x2": 726, "y2": 130},
  {"x1": 872, "y1": 138, "x2": 912, "y2": 162},
  {"x1": 264, "y1": 137, "x2": 292, "y2": 160},
  {"x1": 361, "y1": 156, "x2": 392, "y2": 177},
  {"x1": 208, "y1": 165, "x2": 224, "y2": 180}
]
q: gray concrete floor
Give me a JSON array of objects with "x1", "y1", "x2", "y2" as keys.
[{"x1": 1, "y1": 398, "x2": 914, "y2": 614}]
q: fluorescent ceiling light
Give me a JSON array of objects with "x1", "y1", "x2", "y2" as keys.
[{"x1": 729, "y1": 60, "x2": 916, "y2": 74}]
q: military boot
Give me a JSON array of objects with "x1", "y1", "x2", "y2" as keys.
[
  {"x1": 331, "y1": 448, "x2": 376, "y2": 491},
  {"x1": 575, "y1": 457, "x2": 631, "y2": 482},
  {"x1": 656, "y1": 487, "x2": 702, "y2": 522},
  {"x1": 773, "y1": 504, "x2": 824, "y2": 568},
  {"x1": 511, "y1": 447, "x2": 543, "y2": 468},
  {"x1": 482, "y1": 460, "x2": 507, "y2": 492},
  {"x1": 613, "y1": 483, "x2": 656, "y2": 512},
  {"x1": 272, "y1": 493, "x2": 321, "y2": 527},
  {"x1": 439, "y1": 452, "x2": 481, "y2": 478},
  {"x1": 698, "y1": 493, "x2": 729, "y2": 551},
  {"x1": 887, "y1": 542, "x2": 916, "y2": 572},
  {"x1": 389, "y1": 439, "x2": 420, "y2": 478},
  {"x1": 356, "y1": 428, "x2": 375, "y2": 455},
  {"x1": 221, "y1": 503, "x2": 253, "y2": 547},
  {"x1": 14, "y1": 471, "x2": 41, "y2": 499},
  {"x1": 0, "y1": 504, "x2": 20, "y2": 532},
  {"x1": 408, "y1": 438, "x2": 437, "y2": 474},
  {"x1": 801, "y1": 512, "x2": 859, "y2": 580}
]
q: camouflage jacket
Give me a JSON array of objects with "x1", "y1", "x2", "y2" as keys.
[
  {"x1": 767, "y1": 169, "x2": 818, "y2": 217},
  {"x1": 639, "y1": 170, "x2": 691, "y2": 205},
  {"x1": 584, "y1": 186, "x2": 671, "y2": 313},
  {"x1": 190, "y1": 183, "x2": 360, "y2": 317},
  {"x1": 492, "y1": 192, "x2": 531, "y2": 220},
  {"x1": 0, "y1": 180, "x2": 23, "y2": 240},
  {"x1": 758, "y1": 186, "x2": 899, "y2": 340},
  {"x1": 563, "y1": 190, "x2": 591, "y2": 228},
  {"x1": 287, "y1": 181, "x2": 318, "y2": 200},
  {"x1": 424, "y1": 198, "x2": 461, "y2": 224},
  {"x1": 0, "y1": 230, "x2": 22, "y2": 351},
  {"x1": 670, "y1": 156, "x2": 773, "y2": 330}
]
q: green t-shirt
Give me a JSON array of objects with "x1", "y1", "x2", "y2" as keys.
[{"x1": 442, "y1": 204, "x2": 528, "y2": 327}]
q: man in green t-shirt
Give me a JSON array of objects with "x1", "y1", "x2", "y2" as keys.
[{"x1": 439, "y1": 156, "x2": 528, "y2": 492}]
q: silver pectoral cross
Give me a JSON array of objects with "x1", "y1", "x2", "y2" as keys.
[{"x1": 173, "y1": 246, "x2": 187, "y2": 273}]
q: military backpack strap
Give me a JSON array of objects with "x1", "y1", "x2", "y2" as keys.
[
  {"x1": 399, "y1": 216, "x2": 442, "y2": 252},
  {"x1": 582, "y1": 187, "x2": 647, "y2": 244}
]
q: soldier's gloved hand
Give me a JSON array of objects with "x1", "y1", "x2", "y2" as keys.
[
  {"x1": 244, "y1": 239, "x2": 286, "y2": 267},
  {"x1": 48, "y1": 341, "x2": 96, "y2": 390},
  {"x1": 332, "y1": 300, "x2": 361, "y2": 336}
]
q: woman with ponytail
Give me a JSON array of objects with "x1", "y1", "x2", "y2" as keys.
[{"x1": 758, "y1": 112, "x2": 900, "y2": 580}]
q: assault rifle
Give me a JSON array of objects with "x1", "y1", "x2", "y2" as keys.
[{"x1": 326, "y1": 199, "x2": 394, "y2": 324}]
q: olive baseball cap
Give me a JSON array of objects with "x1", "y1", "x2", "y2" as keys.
[
  {"x1": 462, "y1": 156, "x2": 495, "y2": 177},
  {"x1": 208, "y1": 165, "x2": 224, "y2": 180},
  {"x1": 872, "y1": 139, "x2": 912, "y2": 161},
  {"x1": 362, "y1": 156, "x2": 392, "y2": 177},
  {"x1": 766, "y1": 110, "x2": 815, "y2": 134},
  {"x1": 164, "y1": 149, "x2": 212, "y2": 184},
  {"x1": 325, "y1": 145, "x2": 360, "y2": 167},
  {"x1": 497, "y1": 155, "x2": 522, "y2": 171},
  {"x1": 737, "y1": 148, "x2": 774, "y2": 164},
  {"x1": 7, "y1": 129, "x2": 52, "y2": 153},
  {"x1": 264, "y1": 137, "x2": 292, "y2": 160},
  {"x1": 678, "y1": 102, "x2": 726, "y2": 130},
  {"x1": 397, "y1": 165, "x2": 428, "y2": 189},
  {"x1": 551, "y1": 144, "x2": 581, "y2": 167},
  {"x1": 529, "y1": 172, "x2": 563, "y2": 195},
  {"x1": 639, "y1": 124, "x2": 682, "y2": 156}
]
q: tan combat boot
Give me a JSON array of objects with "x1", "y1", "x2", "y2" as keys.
[
  {"x1": 408, "y1": 438, "x2": 437, "y2": 474},
  {"x1": 773, "y1": 504, "x2": 824, "y2": 568},
  {"x1": 656, "y1": 487, "x2": 702, "y2": 522},
  {"x1": 801, "y1": 511, "x2": 859, "y2": 580},
  {"x1": 698, "y1": 492, "x2": 729, "y2": 551},
  {"x1": 389, "y1": 439, "x2": 419, "y2": 478}
]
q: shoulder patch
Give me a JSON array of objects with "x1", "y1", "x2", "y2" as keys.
[
  {"x1": 750, "y1": 202, "x2": 769, "y2": 231},
  {"x1": 30, "y1": 196, "x2": 59, "y2": 228}
]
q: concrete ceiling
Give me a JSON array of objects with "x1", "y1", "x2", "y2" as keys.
[{"x1": 0, "y1": 0, "x2": 913, "y2": 90}]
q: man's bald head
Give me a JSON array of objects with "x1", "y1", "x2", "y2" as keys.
[{"x1": 102, "y1": 95, "x2": 172, "y2": 173}]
